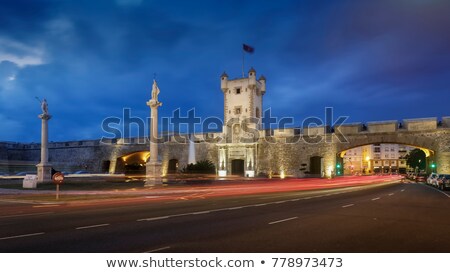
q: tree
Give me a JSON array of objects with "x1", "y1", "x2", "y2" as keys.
[
  {"x1": 405, "y1": 149, "x2": 426, "y2": 171},
  {"x1": 182, "y1": 160, "x2": 216, "y2": 174}
]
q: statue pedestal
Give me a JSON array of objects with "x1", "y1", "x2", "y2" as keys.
[
  {"x1": 36, "y1": 162, "x2": 53, "y2": 183},
  {"x1": 145, "y1": 162, "x2": 163, "y2": 187}
]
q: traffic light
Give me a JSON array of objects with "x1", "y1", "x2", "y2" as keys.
[
  {"x1": 336, "y1": 163, "x2": 342, "y2": 176},
  {"x1": 431, "y1": 163, "x2": 436, "y2": 169}
]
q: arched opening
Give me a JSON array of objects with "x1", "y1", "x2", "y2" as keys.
[
  {"x1": 117, "y1": 151, "x2": 150, "y2": 175},
  {"x1": 337, "y1": 143, "x2": 434, "y2": 176},
  {"x1": 168, "y1": 159, "x2": 179, "y2": 174},
  {"x1": 231, "y1": 159, "x2": 245, "y2": 176},
  {"x1": 309, "y1": 156, "x2": 323, "y2": 177}
]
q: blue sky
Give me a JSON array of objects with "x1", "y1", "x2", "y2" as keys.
[{"x1": 1, "y1": 0, "x2": 449, "y2": 142}]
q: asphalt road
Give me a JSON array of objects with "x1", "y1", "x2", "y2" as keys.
[{"x1": 0, "y1": 179, "x2": 449, "y2": 252}]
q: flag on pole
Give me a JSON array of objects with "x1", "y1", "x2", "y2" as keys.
[{"x1": 243, "y1": 44, "x2": 255, "y2": 53}]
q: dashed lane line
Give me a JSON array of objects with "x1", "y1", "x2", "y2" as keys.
[
  {"x1": 371, "y1": 197, "x2": 381, "y2": 201},
  {"x1": 145, "y1": 246, "x2": 171, "y2": 253},
  {"x1": 138, "y1": 182, "x2": 401, "y2": 222},
  {"x1": 269, "y1": 217, "x2": 298, "y2": 225},
  {"x1": 75, "y1": 223, "x2": 110, "y2": 230},
  {"x1": 0, "y1": 232, "x2": 45, "y2": 241}
]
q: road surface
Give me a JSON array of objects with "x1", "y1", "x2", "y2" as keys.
[{"x1": 0, "y1": 176, "x2": 449, "y2": 252}]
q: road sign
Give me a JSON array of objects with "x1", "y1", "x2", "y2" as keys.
[
  {"x1": 52, "y1": 172, "x2": 64, "y2": 200},
  {"x1": 52, "y1": 172, "x2": 64, "y2": 185}
]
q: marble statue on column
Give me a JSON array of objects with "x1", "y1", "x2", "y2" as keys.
[
  {"x1": 36, "y1": 97, "x2": 52, "y2": 183},
  {"x1": 146, "y1": 80, "x2": 163, "y2": 186}
]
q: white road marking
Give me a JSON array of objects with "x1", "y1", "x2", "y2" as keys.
[
  {"x1": 32, "y1": 205, "x2": 60, "y2": 208},
  {"x1": 145, "y1": 246, "x2": 171, "y2": 253},
  {"x1": 0, "y1": 212, "x2": 54, "y2": 219},
  {"x1": 75, "y1": 223, "x2": 110, "y2": 230},
  {"x1": 227, "y1": 206, "x2": 243, "y2": 210},
  {"x1": 0, "y1": 232, "x2": 45, "y2": 241},
  {"x1": 252, "y1": 203, "x2": 268, "y2": 207},
  {"x1": 401, "y1": 189, "x2": 405, "y2": 192},
  {"x1": 269, "y1": 217, "x2": 298, "y2": 225},
  {"x1": 422, "y1": 185, "x2": 450, "y2": 198},
  {"x1": 137, "y1": 183, "x2": 399, "y2": 222},
  {"x1": 388, "y1": 193, "x2": 394, "y2": 196},
  {"x1": 137, "y1": 216, "x2": 170, "y2": 221},
  {"x1": 371, "y1": 197, "x2": 381, "y2": 201},
  {"x1": 191, "y1": 211, "x2": 210, "y2": 215}
]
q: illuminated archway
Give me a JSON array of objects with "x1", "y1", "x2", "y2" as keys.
[
  {"x1": 117, "y1": 151, "x2": 150, "y2": 174},
  {"x1": 337, "y1": 143, "x2": 435, "y2": 175}
]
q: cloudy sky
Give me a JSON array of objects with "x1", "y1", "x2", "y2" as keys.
[{"x1": 1, "y1": 0, "x2": 449, "y2": 142}]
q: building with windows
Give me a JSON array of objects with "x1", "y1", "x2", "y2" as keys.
[{"x1": 343, "y1": 144, "x2": 415, "y2": 174}]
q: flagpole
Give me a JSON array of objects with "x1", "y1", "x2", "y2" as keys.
[{"x1": 242, "y1": 47, "x2": 245, "y2": 78}]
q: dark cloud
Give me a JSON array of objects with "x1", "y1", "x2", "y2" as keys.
[{"x1": 0, "y1": 0, "x2": 449, "y2": 142}]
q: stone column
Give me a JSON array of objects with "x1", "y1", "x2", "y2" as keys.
[
  {"x1": 145, "y1": 80, "x2": 163, "y2": 186},
  {"x1": 36, "y1": 113, "x2": 52, "y2": 183}
]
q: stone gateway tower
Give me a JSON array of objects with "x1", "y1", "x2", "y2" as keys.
[{"x1": 218, "y1": 68, "x2": 266, "y2": 177}]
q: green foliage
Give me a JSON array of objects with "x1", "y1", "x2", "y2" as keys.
[
  {"x1": 405, "y1": 149, "x2": 426, "y2": 170},
  {"x1": 182, "y1": 160, "x2": 216, "y2": 174}
]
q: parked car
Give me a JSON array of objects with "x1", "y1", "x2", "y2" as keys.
[
  {"x1": 427, "y1": 173, "x2": 439, "y2": 185},
  {"x1": 436, "y1": 174, "x2": 450, "y2": 191},
  {"x1": 435, "y1": 174, "x2": 446, "y2": 188},
  {"x1": 415, "y1": 174, "x2": 426, "y2": 182}
]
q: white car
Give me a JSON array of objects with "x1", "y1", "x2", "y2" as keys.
[{"x1": 427, "y1": 173, "x2": 439, "y2": 186}]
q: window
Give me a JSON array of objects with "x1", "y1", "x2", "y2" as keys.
[
  {"x1": 235, "y1": 107, "x2": 241, "y2": 115},
  {"x1": 236, "y1": 88, "x2": 241, "y2": 94},
  {"x1": 255, "y1": 107, "x2": 260, "y2": 118},
  {"x1": 374, "y1": 147, "x2": 381, "y2": 153}
]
